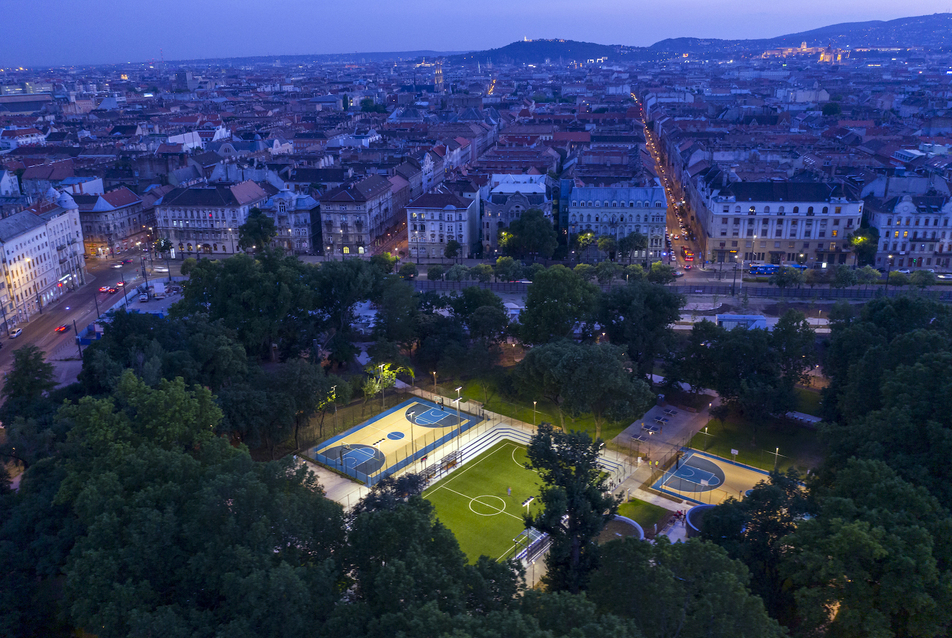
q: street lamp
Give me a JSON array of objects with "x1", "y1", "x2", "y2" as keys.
[
  {"x1": 432, "y1": 371, "x2": 437, "y2": 394},
  {"x1": 378, "y1": 363, "x2": 385, "y2": 409},
  {"x1": 884, "y1": 254, "x2": 894, "y2": 296},
  {"x1": 533, "y1": 400, "x2": 537, "y2": 426}
]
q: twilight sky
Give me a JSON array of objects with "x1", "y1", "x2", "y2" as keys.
[{"x1": 0, "y1": 1, "x2": 947, "y2": 68}]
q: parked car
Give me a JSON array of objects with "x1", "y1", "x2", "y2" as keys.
[
  {"x1": 10, "y1": 328, "x2": 22, "y2": 338},
  {"x1": 54, "y1": 325, "x2": 69, "y2": 333},
  {"x1": 139, "y1": 294, "x2": 149, "y2": 302}
]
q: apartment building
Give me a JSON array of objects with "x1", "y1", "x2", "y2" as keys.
[
  {"x1": 320, "y1": 175, "x2": 393, "y2": 256},
  {"x1": 482, "y1": 174, "x2": 553, "y2": 253},
  {"x1": 0, "y1": 190, "x2": 86, "y2": 329},
  {"x1": 564, "y1": 185, "x2": 668, "y2": 261},
  {"x1": 155, "y1": 181, "x2": 268, "y2": 257},
  {"x1": 697, "y1": 181, "x2": 862, "y2": 267},
  {"x1": 866, "y1": 195, "x2": 952, "y2": 271},
  {"x1": 407, "y1": 191, "x2": 479, "y2": 260}
]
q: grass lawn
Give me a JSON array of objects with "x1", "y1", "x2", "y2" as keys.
[
  {"x1": 794, "y1": 387, "x2": 823, "y2": 417},
  {"x1": 688, "y1": 416, "x2": 825, "y2": 475},
  {"x1": 424, "y1": 440, "x2": 543, "y2": 563},
  {"x1": 439, "y1": 378, "x2": 631, "y2": 442},
  {"x1": 618, "y1": 498, "x2": 669, "y2": 531}
]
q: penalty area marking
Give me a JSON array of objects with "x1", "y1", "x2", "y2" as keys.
[{"x1": 469, "y1": 494, "x2": 507, "y2": 516}]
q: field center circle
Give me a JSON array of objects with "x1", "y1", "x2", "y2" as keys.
[
  {"x1": 469, "y1": 495, "x2": 506, "y2": 516},
  {"x1": 387, "y1": 431, "x2": 405, "y2": 440}
]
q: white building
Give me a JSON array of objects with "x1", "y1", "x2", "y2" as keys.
[
  {"x1": 697, "y1": 181, "x2": 862, "y2": 267},
  {"x1": 259, "y1": 190, "x2": 320, "y2": 255},
  {"x1": 565, "y1": 185, "x2": 668, "y2": 261},
  {"x1": 320, "y1": 175, "x2": 394, "y2": 256},
  {"x1": 1, "y1": 190, "x2": 86, "y2": 329},
  {"x1": 407, "y1": 191, "x2": 479, "y2": 260},
  {"x1": 866, "y1": 195, "x2": 952, "y2": 271},
  {"x1": 155, "y1": 181, "x2": 269, "y2": 257}
]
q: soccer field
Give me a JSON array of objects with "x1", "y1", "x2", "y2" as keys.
[{"x1": 423, "y1": 440, "x2": 543, "y2": 563}]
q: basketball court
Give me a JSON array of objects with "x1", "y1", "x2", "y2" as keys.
[
  {"x1": 651, "y1": 449, "x2": 771, "y2": 505},
  {"x1": 310, "y1": 398, "x2": 484, "y2": 485}
]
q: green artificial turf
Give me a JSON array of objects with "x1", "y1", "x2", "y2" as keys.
[
  {"x1": 424, "y1": 440, "x2": 543, "y2": 563},
  {"x1": 618, "y1": 498, "x2": 670, "y2": 532}
]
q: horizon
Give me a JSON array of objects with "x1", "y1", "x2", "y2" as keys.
[{"x1": 0, "y1": 3, "x2": 948, "y2": 68}]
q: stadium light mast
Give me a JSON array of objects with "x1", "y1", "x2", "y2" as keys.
[{"x1": 454, "y1": 386, "x2": 462, "y2": 453}]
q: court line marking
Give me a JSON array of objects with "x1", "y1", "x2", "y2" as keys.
[
  {"x1": 439, "y1": 485, "x2": 523, "y2": 522},
  {"x1": 468, "y1": 494, "x2": 507, "y2": 517}
]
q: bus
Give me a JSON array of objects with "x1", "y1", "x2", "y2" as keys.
[
  {"x1": 681, "y1": 246, "x2": 695, "y2": 262},
  {"x1": 749, "y1": 264, "x2": 807, "y2": 275}
]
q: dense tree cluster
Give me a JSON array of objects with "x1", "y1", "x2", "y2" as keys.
[{"x1": 699, "y1": 297, "x2": 952, "y2": 637}]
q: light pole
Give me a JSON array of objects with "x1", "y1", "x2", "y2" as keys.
[
  {"x1": 378, "y1": 363, "x2": 385, "y2": 410},
  {"x1": 884, "y1": 254, "x2": 893, "y2": 296},
  {"x1": 454, "y1": 389, "x2": 462, "y2": 453},
  {"x1": 533, "y1": 400, "x2": 537, "y2": 426},
  {"x1": 432, "y1": 371, "x2": 437, "y2": 394}
]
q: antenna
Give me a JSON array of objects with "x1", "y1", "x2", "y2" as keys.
[{"x1": 160, "y1": 48, "x2": 165, "y2": 64}]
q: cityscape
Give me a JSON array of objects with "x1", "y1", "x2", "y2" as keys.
[{"x1": 2, "y1": 8, "x2": 952, "y2": 638}]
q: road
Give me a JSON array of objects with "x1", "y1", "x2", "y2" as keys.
[{"x1": 0, "y1": 248, "x2": 173, "y2": 382}]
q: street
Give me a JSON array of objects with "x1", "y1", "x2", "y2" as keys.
[{"x1": 0, "y1": 248, "x2": 174, "y2": 384}]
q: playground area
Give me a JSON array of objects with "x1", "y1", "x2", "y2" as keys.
[
  {"x1": 309, "y1": 398, "x2": 484, "y2": 485},
  {"x1": 651, "y1": 449, "x2": 771, "y2": 505}
]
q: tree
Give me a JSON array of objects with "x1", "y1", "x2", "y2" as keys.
[
  {"x1": 589, "y1": 538, "x2": 784, "y2": 638},
  {"x1": 472, "y1": 263, "x2": 493, "y2": 283},
  {"x1": 847, "y1": 226, "x2": 880, "y2": 266},
  {"x1": 445, "y1": 264, "x2": 470, "y2": 282},
  {"x1": 369, "y1": 251, "x2": 398, "y2": 274},
  {"x1": 559, "y1": 343, "x2": 654, "y2": 438},
  {"x1": 768, "y1": 266, "x2": 804, "y2": 297},
  {"x1": 855, "y1": 264, "x2": 881, "y2": 289},
  {"x1": 444, "y1": 239, "x2": 462, "y2": 262},
  {"x1": 597, "y1": 235, "x2": 617, "y2": 258},
  {"x1": 888, "y1": 270, "x2": 909, "y2": 289},
  {"x1": 468, "y1": 306, "x2": 509, "y2": 344},
  {"x1": 804, "y1": 267, "x2": 830, "y2": 289},
  {"x1": 771, "y1": 309, "x2": 817, "y2": 389},
  {"x1": 520, "y1": 265, "x2": 599, "y2": 344},
  {"x1": 276, "y1": 358, "x2": 333, "y2": 451},
  {"x1": 830, "y1": 264, "x2": 857, "y2": 289},
  {"x1": 595, "y1": 261, "x2": 617, "y2": 285},
  {"x1": 398, "y1": 262, "x2": 418, "y2": 280},
  {"x1": 910, "y1": 269, "x2": 937, "y2": 290},
  {"x1": 822, "y1": 102, "x2": 842, "y2": 116},
  {"x1": 701, "y1": 469, "x2": 807, "y2": 624},
  {"x1": 450, "y1": 286, "x2": 505, "y2": 322},
  {"x1": 1, "y1": 345, "x2": 55, "y2": 424},
  {"x1": 526, "y1": 423, "x2": 618, "y2": 594},
  {"x1": 598, "y1": 280, "x2": 684, "y2": 378},
  {"x1": 505, "y1": 209, "x2": 558, "y2": 259},
  {"x1": 237, "y1": 207, "x2": 277, "y2": 252},
  {"x1": 494, "y1": 256, "x2": 522, "y2": 282},
  {"x1": 783, "y1": 459, "x2": 952, "y2": 638},
  {"x1": 154, "y1": 237, "x2": 173, "y2": 255},
  {"x1": 574, "y1": 263, "x2": 596, "y2": 281},
  {"x1": 618, "y1": 232, "x2": 648, "y2": 265},
  {"x1": 646, "y1": 262, "x2": 676, "y2": 285},
  {"x1": 427, "y1": 265, "x2": 445, "y2": 281}
]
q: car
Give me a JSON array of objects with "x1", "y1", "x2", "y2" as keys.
[
  {"x1": 896, "y1": 269, "x2": 912, "y2": 274},
  {"x1": 684, "y1": 264, "x2": 692, "y2": 270},
  {"x1": 116, "y1": 281, "x2": 125, "y2": 287},
  {"x1": 99, "y1": 286, "x2": 110, "y2": 292},
  {"x1": 139, "y1": 294, "x2": 149, "y2": 302},
  {"x1": 122, "y1": 258, "x2": 134, "y2": 264},
  {"x1": 937, "y1": 273, "x2": 952, "y2": 280},
  {"x1": 108, "y1": 287, "x2": 118, "y2": 294},
  {"x1": 111, "y1": 263, "x2": 123, "y2": 269},
  {"x1": 674, "y1": 270, "x2": 685, "y2": 277},
  {"x1": 9, "y1": 328, "x2": 22, "y2": 338},
  {"x1": 154, "y1": 266, "x2": 169, "y2": 273},
  {"x1": 54, "y1": 325, "x2": 69, "y2": 333}
]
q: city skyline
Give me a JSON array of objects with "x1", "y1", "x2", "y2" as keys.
[{"x1": 0, "y1": 2, "x2": 947, "y2": 67}]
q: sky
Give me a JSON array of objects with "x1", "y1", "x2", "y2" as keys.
[{"x1": 0, "y1": 0, "x2": 948, "y2": 68}]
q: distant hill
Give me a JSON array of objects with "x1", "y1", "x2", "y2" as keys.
[
  {"x1": 650, "y1": 13, "x2": 952, "y2": 53},
  {"x1": 444, "y1": 13, "x2": 952, "y2": 65}
]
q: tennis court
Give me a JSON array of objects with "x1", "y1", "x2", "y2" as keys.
[
  {"x1": 424, "y1": 440, "x2": 543, "y2": 563},
  {"x1": 310, "y1": 398, "x2": 484, "y2": 485},
  {"x1": 652, "y1": 449, "x2": 771, "y2": 505}
]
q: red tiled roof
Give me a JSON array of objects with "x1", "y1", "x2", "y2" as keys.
[
  {"x1": 229, "y1": 180, "x2": 268, "y2": 206},
  {"x1": 100, "y1": 187, "x2": 141, "y2": 208}
]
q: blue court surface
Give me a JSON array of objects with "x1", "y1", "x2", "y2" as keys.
[
  {"x1": 652, "y1": 449, "x2": 772, "y2": 505},
  {"x1": 310, "y1": 398, "x2": 484, "y2": 485}
]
